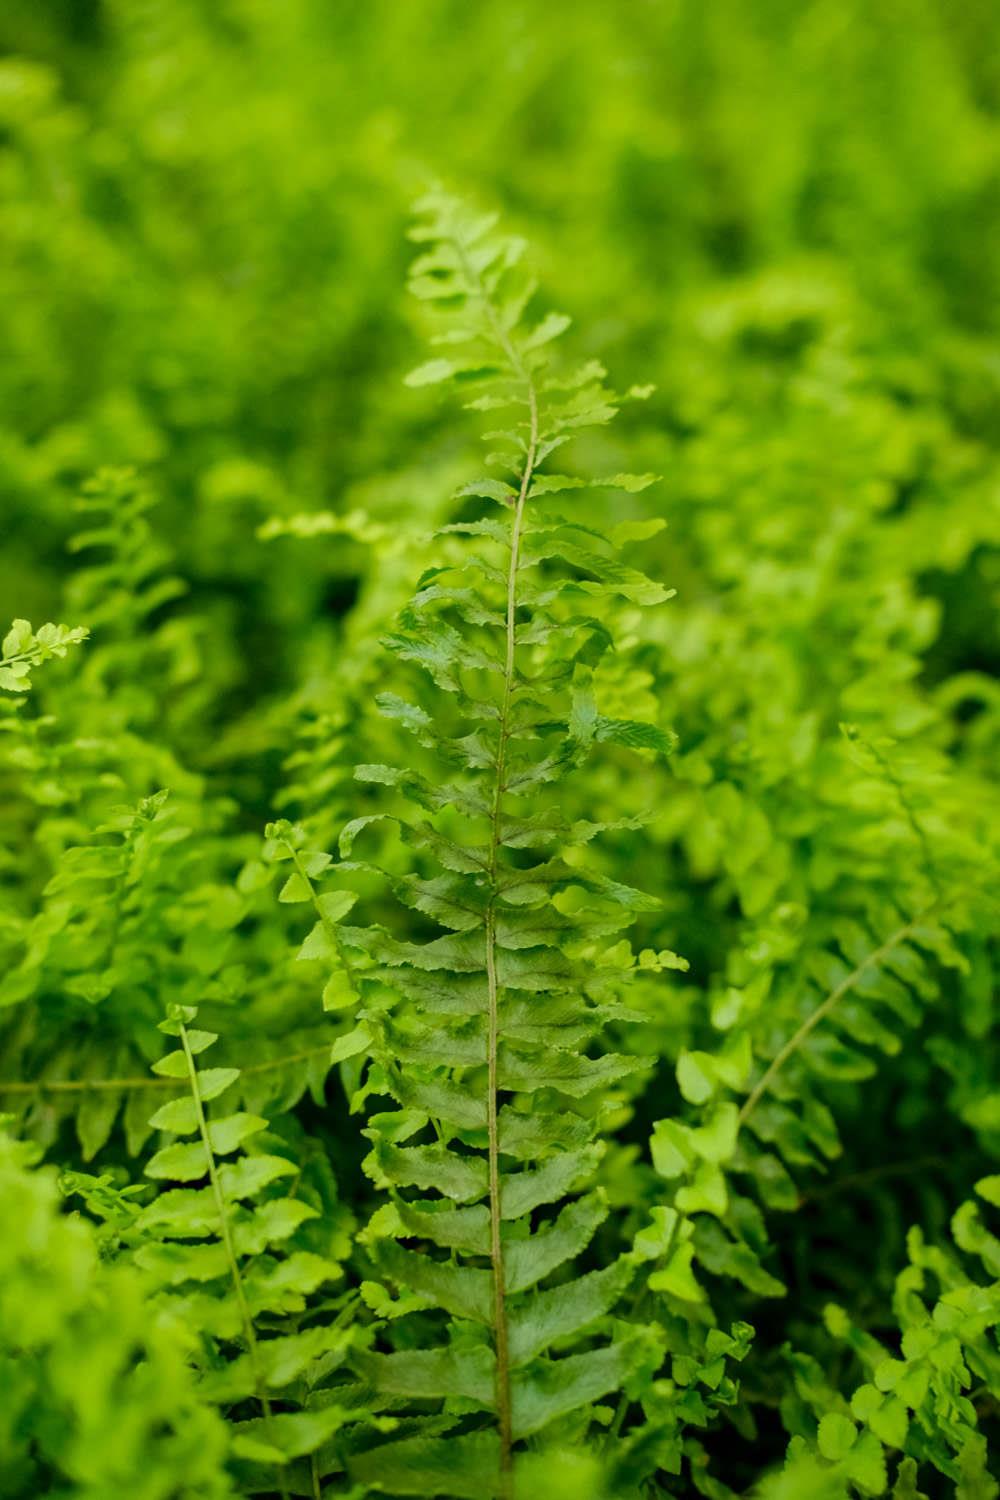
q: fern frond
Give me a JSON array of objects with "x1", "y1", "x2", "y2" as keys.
[
  {"x1": 759, "y1": 1179, "x2": 1000, "y2": 1497},
  {"x1": 649, "y1": 714, "x2": 996, "y2": 1310},
  {"x1": 272, "y1": 192, "x2": 678, "y2": 1495},
  {"x1": 67, "y1": 466, "x2": 187, "y2": 664},
  {"x1": 0, "y1": 617, "x2": 88, "y2": 693},
  {"x1": 135, "y1": 1002, "x2": 370, "y2": 1494},
  {"x1": 0, "y1": 1128, "x2": 233, "y2": 1497}
]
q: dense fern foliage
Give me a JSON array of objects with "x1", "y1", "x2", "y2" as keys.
[{"x1": 1, "y1": 4, "x2": 999, "y2": 1498}]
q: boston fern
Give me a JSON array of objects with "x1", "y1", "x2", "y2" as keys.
[
  {"x1": 268, "y1": 192, "x2": 678, "y2": 1494},
  {"x1": 2, "y1": 181, "x2": 997, "y2": 1500}
]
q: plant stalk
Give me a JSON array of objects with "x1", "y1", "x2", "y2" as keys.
[
  {"x1": 482, "y1": 376, "x2": 538, "y2": 1494},
  {"x1": 179, "y1": 1022, "x2": 290, "y2": 1500}
]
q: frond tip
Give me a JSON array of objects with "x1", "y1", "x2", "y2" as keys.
[{"x1": 0, "y1": 617, "x2": 88, "y2": 692}]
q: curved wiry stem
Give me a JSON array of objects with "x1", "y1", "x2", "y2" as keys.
[
  {"x1": 0, "y1": 1044, "x2": 332, "y2": 1095},
  {"x1": 179, "y1": 1022, "x2": 290, "y2": 1500},
  {"x1": 738, "y1": 903, "x2": 940, "y2": 1128}
]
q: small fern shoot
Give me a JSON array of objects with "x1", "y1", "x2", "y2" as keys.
[{"x1": 139, "y1": 1004, "x2": 356, "y2": 1495}]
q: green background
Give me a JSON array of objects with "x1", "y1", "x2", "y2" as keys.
[{"x1": 1, "y1": 3, "x2": 998, "y2": 1495}]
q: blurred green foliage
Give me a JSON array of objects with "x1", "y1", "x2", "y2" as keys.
[
  {"x1": 0, "y1": 1, "x2": 998, "y2": 1496},
  {"x1": 2, "y1": 0, "x2": 998, "y2": 698}
]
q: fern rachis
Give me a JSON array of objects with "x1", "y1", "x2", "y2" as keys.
[{"x1": 479, "y1": 271, "x2": 540, "y2": 1481}]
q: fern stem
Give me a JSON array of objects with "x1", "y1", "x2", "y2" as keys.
[
  {"x1": 0, "y1": 1043, "x2": 332, "y2": 1095},
  {"x1": 738, "y1": 904, "x2": 940, "y2": 1128},
  {"x1": 796, "y1": 1149, "x2": 964, "y2": 1207},
  {"x1": 451, "y1": 222, "x2": 542, "y2": 1492},
  {"x1": 101, "y1": 822, "x2": 138, "y2": 973},
  {"x1": 483, "y1": 374, "x2": 538, "y2": 1494},
  {"x1": 178, "y1": 1021, "x2": 290, "y2": 1500}
]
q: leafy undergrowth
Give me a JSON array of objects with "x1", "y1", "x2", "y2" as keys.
[{"x1": 1, "y1": 6, "x2": 999, "y2": 1499}]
